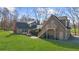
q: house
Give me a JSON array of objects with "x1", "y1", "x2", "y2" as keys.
[
  {"x1": 13, "y1": 19, "x2": 40, "y2": 35},
  {"x1": 38, "y1": 15, "x2": 71, "y2": 40},
  {"x1": 14, "y1": 22, "x2": 30, "y2": 34},
  {"x1": 13, "y1": 15, "x2": 71, "y2": 40}
]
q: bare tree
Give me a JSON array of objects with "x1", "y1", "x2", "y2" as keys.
[
  {"x1": 33, "y1": 8, "x2": 38, "y2": 20},
  {"x1": 33, "y1": 7, "x2": 48, "y2": 24},
  {"x1": 20, "y1": 15, "x2": 27, "y2": 22},
  {"x1": 0, "y1": 8, "x2": 2, "y2": 29},
  {"x1": 71, "y1": 8, "x2": 79, "y2": 35},
  {"x1": 1, "y1": 8, "x2": 10, "y2": 30},
  {"x1": 12, "y1": 10, "x2": 18, "y2": 33},
  {"x1": 65, "y1": 7, "x2": 77, "y2": 35}
]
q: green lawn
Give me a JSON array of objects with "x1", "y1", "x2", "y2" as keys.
[
  {"x1": 71, "y1": 28, "x2": 79, "y2": 33},
  {"x1": 0, "y1": 30, "x2": 79, "y2": 51},
  {"x1": 71, "y1": 28, "x2": 79, "y2": 35}
]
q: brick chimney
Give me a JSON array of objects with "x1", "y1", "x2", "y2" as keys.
[{"x1": 13, "y1": 20, "x2": 17, "y2": 33}]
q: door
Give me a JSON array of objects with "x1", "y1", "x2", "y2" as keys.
[{"x1": 59, "y1": 32, "x2": 64, "y2": 40}]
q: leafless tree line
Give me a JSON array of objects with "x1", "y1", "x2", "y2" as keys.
[
  {"x1": 0, "y1": 7, "x2": 79, "y2": 36},
  {"x1": 0, "y1": 8, "x2": 18, "y2": 30},
  {"x1": 65, "y1": 7, "x2": 79, "y2": 35}
]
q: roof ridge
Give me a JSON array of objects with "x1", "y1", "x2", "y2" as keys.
[{"x1": 52, "y1": 15, "x2": 66, "y2": 29}]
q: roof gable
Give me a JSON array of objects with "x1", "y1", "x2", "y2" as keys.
[{"x1": 48, "y1": 15, "x2": 67, "y2": 29}]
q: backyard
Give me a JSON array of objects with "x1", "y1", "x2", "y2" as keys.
[{"x1": 0, "y1": 30, "x2": 79, "y2": 51}]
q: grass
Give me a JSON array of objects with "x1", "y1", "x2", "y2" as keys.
[
  {"x1": 0, "y1": 30, "x2": 79, "y2": 51},
  {"x1": 71, "y1": 28, "x2": 79, "y2": 33},
  {"x1": 71, "y1": 27, "x2": 79, "y2": 35}
]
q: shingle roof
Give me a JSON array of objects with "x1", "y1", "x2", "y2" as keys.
[
  {"x1": 16, "y1": 22, "x2": 29, "y2": 29},
  {"x1": 16, "y1": 22, "x2": 37, "y2": 29}
]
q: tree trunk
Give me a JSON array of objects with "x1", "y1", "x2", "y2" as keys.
[
  {"x1": 78, "y1": 22, "x2": 79, "y2": 35},
  {"x1": 73, "y1": 20, "x2": 76, "y2": 35}
]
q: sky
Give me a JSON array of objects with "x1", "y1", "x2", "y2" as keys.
[
  {"x1": 6, "y1": 7, "x2": 61, "y2": 21},
  {"x1": 15, "y1": 7, "x2": 71, "y2": 22},
  {"x1": 0, "y1": 7, "x2": 78, "y2": 23},
  {"x1": 6, "y1": 7, "x2": 62, "y2": 17}
]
